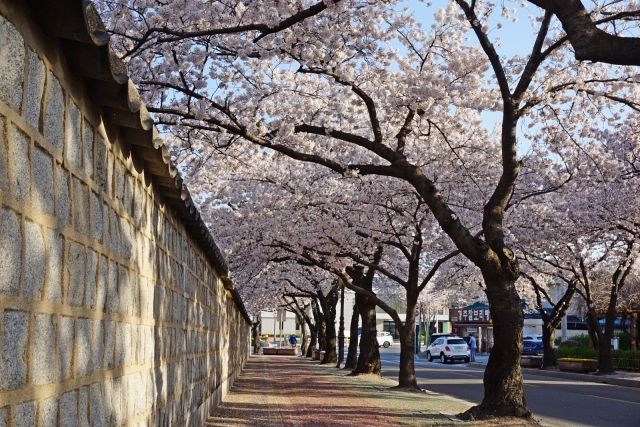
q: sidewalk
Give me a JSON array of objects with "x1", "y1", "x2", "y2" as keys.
[
  {"x1": 204, "y1": 355, "x2": 541, "y2": 427},
  {"x1": 432, "y1": 352, "x2": 640, "y2": 388}
]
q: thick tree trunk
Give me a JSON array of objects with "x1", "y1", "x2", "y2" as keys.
[
  {"x1": 464, "y1": 274, "x2": 530, "y2": 419},
  {"x1": 586, "y1": 311, "x2": 599, "y2": 349},
  {"x1": 541, "y1": 323, "x2": 557, "y2": 369},
  {"x1": 353, "y1": 292, "x2": 381, "y2": 375},
  {"x1": 306, "y1": 329, "x2": 317, "y2": 358},
  {"x1": 321, "y1": 316, "x2": 337, "y2": 364},
  {"x1": 631, "y1": 313, "x2": 638, "y2": 351},
  {"x1": 586, "y1": 305, "x2": 615, "y2": 374},
  {"x1": 251, "y1": 320, "x2": 261, "y2": 354},
  {"x1": 344, "y1": 302, "x2": 360, "y2": 370},
  {"x1": 395, "y1": 306, "x2": 419, "y2": 390}
]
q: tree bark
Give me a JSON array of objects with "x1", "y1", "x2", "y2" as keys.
[
  {"x1": 465, "y1": 274, "x2": 530, "y2": 419},
  {"x1": 344, "y1": 301, "x2": 360, "y2": 370},
  {"x1": 541, "y1": 324, "x2": 556, "y2": 368},
  {"x1": 586, "y1": 306, "x2": 614, "y2": 374},
  {"x1": 320, "y1": 286, "x2": 339, "y2": 365},
  {"x1": 395, "y1": 299, "x2": 419, "y2": 390},
  {"x1": 306, "y1": 328, "x2": 317, "y2": 357},
  {"x1": 353, "y1": 292, "x2": 381, "y2": 374},
  {"x1": 251, "y1": 319, "x2": 261, "y2": 354}
]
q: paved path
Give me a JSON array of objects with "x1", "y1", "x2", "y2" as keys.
[{"x1": 205, "y1": 355, "x2": 541, "y2": 427}]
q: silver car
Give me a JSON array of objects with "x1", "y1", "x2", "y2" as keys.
[{"x1": 426, "y1": 336, "x2": 470, "y2": 363}]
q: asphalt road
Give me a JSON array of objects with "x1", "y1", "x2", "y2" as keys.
[{"x1": 377, "y1": 347, "x2": 640, "y2": 427}]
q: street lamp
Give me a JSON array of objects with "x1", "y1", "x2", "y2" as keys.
[{"x1": 336, "y1": 279, "x2": 346, "y2": 368}]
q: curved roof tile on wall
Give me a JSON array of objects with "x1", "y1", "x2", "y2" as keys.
[{"x1": 24, "y1": 0, "x2": 250, "y2": 322}]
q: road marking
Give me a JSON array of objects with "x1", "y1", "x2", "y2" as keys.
[
  {"x1": 586, "y1": 394, "x2": 640, "y2": 406},
  {"x1": 524, "y1": 383, "x2": 540, "y2": 388}
]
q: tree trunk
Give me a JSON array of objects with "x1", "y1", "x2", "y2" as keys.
[
  {"x1": 344, "y1": 302, "x2": 359, "y2": 370},
  {"x1": 251, "y1": 320, "x2": 261, "y2": 355},
  {"x1": 395, "y1": 302, "x2": 419, "y2": 390},
  {"x1": 586, "y1": 311, "x2": 599, "y2": 349},
  {"x1": 353, "y1": 292, "x2": 381, "y2": 375},
  {"x1": 465, "y1": 274, "x2": 530, "y2": 419},
  {"x1": 540, "y1": 324, "x2": 557, "y2": 369},
  {"x1": 306, "y1": 328, "x2": 317, "y2": 357},
  {"x1": 322, "y1": 319, "x2": 337, "y2": 364},
  {"x1": 630, "y1": 313, "x2": 637, "y2": 351}
]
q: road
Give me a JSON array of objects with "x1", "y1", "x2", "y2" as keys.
[{"x1": 376, "y1": 347, "x2": 640, "y2": 427}]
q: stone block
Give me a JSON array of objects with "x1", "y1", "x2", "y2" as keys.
[
  {"x1": 106, "y1": 260, "x2": 118, "y2": 315},
  {"x1": 134, "y1": 185, "x2": 143, "y2": 227},
  {"x1": 60, "y1": 390, "x2": 78, "y2": 427},
  {"x1": 23, "y1": 220, "x2": 45, "y2": 299},
  {"x1": 130, "y1": 323, "x2": 138, "y2": 365},
  {"x1": 0, "y1": 16, "x2": 25, "y2": 110},
  {"x1": 55, "y1": 165, "x2": 70, "y2": 226},
  {"x1": 91, "y1": 192, "x2": 102, "y2": 242},
  {"x1": 32, "y1": 314, "x2": 56, "y2": 384},
  {"x1": 112, "y1": 377, "x2": 123, "y2": 426},
  {"x1": 115, "y1": 161, "x2": 124, "y2": 204},
  {"x1": 115, "y1": 323, "x2": 126, "y2": 368},
  {"x1": 0, "y1": 116, "x2": 7, "y2": 192},
  {"x1": 124, "y1": 174, "x2": 133, "y2": 217},
  {"x1": 120, "y1": 217, "x2": 132, "y2": 261},
  {"x1": 67, "y1": 241, "x2": 86, "y2": 306},
  {"x1": 45, "y1": 74, "x2": 64, "y2": 152},
  {"x1": 90, "y1": 382, "x2": 106, "y2": 427},
  {"x1": 102, "y1": 379, "x2": 113, "y2": 426},
  {"x1": 95, "y1": 137, "x2": 107, "y2": 191},
  {"x1": 0, "y1": 209, "x2": 22, "y2": 296},
  {"x1": 73, "y1": 177, "x2": 90, "y2": 235},
  {"x1": 102, "y1": 202, "x2": 110, "y2": 249},
  {"x1": 33, "y1": 147, "x2": 54, "y2": 216},
  {"x1": 14, "y1": 401, "x2": 36, "y2": 427},
  {"x1": 85, "y1": 250, "x2": 98, "y2": 309},
  {"x1": 118, "y1": 266, "x2": 131, "y2": 316},
  {"x1": 45, "y1": 229, "x2": 63, "y2": 303},
  {"x1": 103, "y1": 320, "x2": 115, "y2": 370},
  {"x1": 80, "y1": 386, "x2": 90, "y2": 427},
  {"x1": 0, "y1": 310, "x2": 28, "y2": 390},
  {"x1": 40, "y1": 396, "x2": 58, "y2": 427},
  {"x1": 10, "y1": 125, "x2": 31, "y2": 204},
  {"x1": 84, "y1": 119, "x2": 94, "y2": 177},
  {"x1": 58, "y1": 316, "x2": 74, "y2": 381},
  {"x1": 110, "y1": 210, "x2": 120, "y2": 257},
  {"x1": 92, "y1": 320, "x2": 104, "y2": 372},
  {"x1": 106, "y1": 152, "x2": 113, "y2": 198},
  {"x1": 76, "y1": 318, "x2": 93, "y2": 378},
  {"x1": 96, "y1": 255, "x2": 107, "y2": 312},
  {"x1": 26, "y1": 50, "x2": 46, "y2": 129},
  {"x1": 123, "y1": 323, "x2": 132, "y2": 367},
  {"x1": 66, "y1": 101, "x2": 82, "y2": 168},
  {"x1": 145, "y1": 325, "x2": 154, "y2": 364}
]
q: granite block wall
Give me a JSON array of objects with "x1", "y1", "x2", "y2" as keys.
[{"x1": 0, "y1": 5, "x2": 250, "y2": 427}]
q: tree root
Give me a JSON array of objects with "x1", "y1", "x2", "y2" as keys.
[
  {"x1": 388, "y1": 385, "x2": 425, "y2": 393},
  {"x1": 458, "y1": 404, "x2": 533, "y2": 421}
]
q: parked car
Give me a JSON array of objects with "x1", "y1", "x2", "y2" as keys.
[
  {"x1": 523, "y1": 335, "x2": 542, "y2": 342},
  {"x1": 376, "y1": 331, "x2": 394, "y2": 348},
  {"x1": 426, "y1": 336, "x2": 470, "y2": 363},
  {"x1": 358, "y1": 331, "x2": 394, "y2": 348},
  {"x1": 522, "y1": 340, "x2": 544, "y2": 356}
]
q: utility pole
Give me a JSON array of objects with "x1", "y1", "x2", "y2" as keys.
[{"x1": 336, "y1": 279, "x2": 345, "y2": 368}]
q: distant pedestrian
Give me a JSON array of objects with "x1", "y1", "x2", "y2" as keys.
[
  {"x1": 289, "y1": 335, "x2": 297, "y2": 348},
  {"x1": 468, "y1": 334, "x2": 477, "y2": 362}
]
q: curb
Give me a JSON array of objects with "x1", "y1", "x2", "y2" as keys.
[{"x1": 521, "y1": 367, "x2": 640, "y2": 388}]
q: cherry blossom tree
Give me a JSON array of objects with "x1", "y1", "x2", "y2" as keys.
[{"x1": 509, "y1": 141, "x2": 640, "y2": 373}]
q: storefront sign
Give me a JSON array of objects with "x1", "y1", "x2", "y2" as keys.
[{"x1": 449, "y1": 308, "x2": 491, "y2": 323}]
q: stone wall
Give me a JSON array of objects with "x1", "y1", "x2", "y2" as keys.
[{"x1": 0, "y1": 2, "x2": 251, "y2": 426}]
